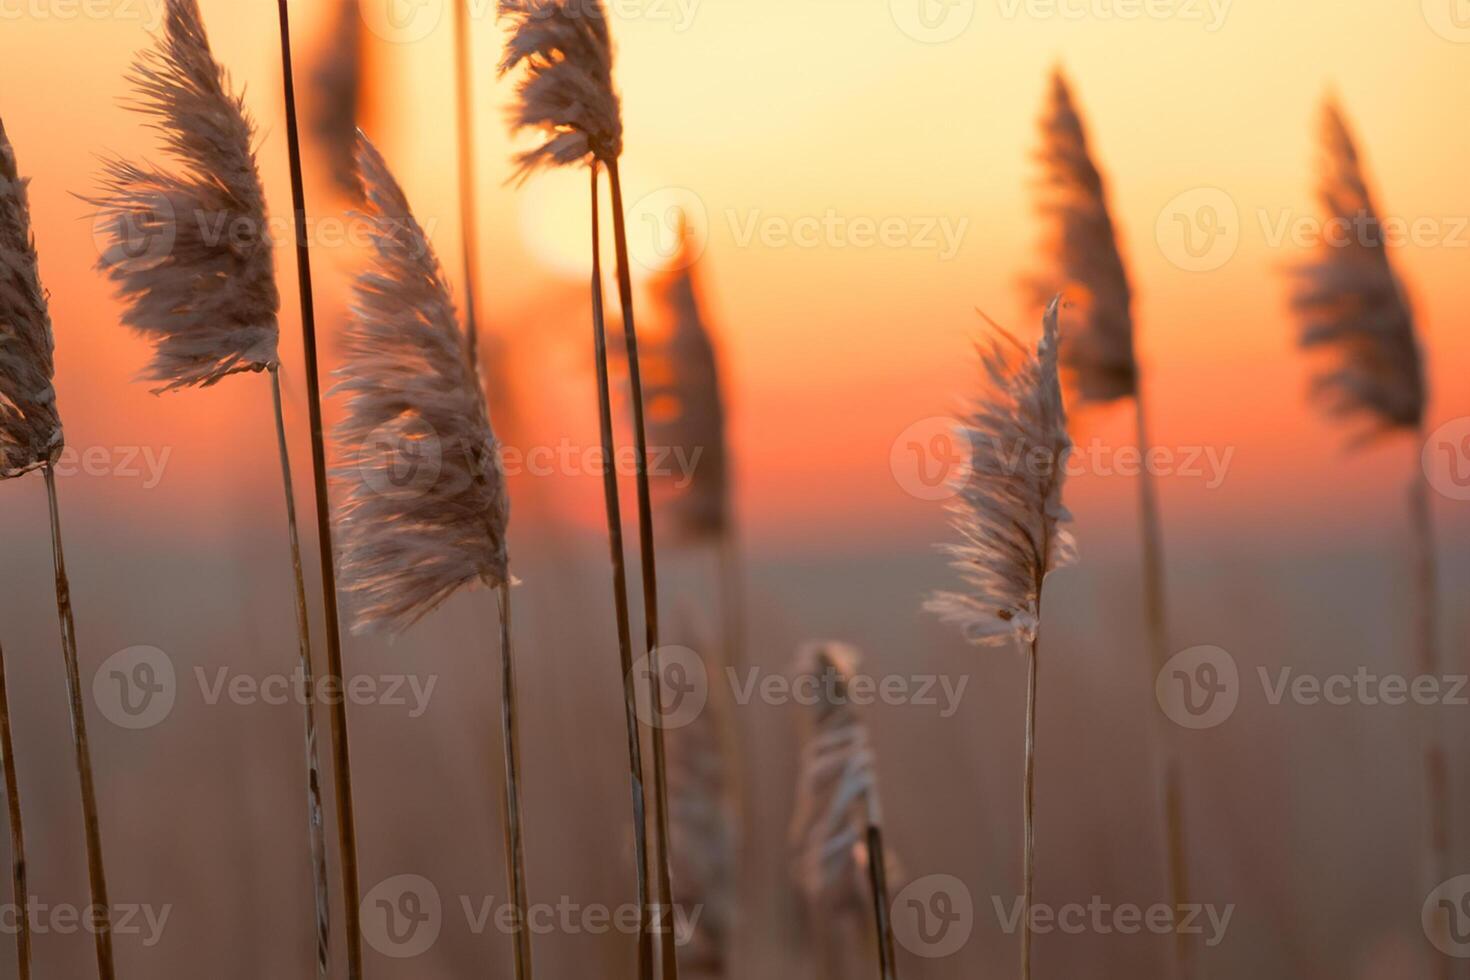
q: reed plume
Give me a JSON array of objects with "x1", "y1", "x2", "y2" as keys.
[
  {"x1": 311, "y1": 0, "x2": 365, "y2": 193},
  {"x1": 790, "y1": 642, "x2": 899, "y2": 980},
  {"x1": 500, "y1": 3, "x2": 675, "y2": 976},
  {"x1": 333, "y1": 132, "x2": 532, "y2": 979},
  {"x1": 927, "y1": 298, "x2": 1073, "y2": 980},
  {"x1": 1288, "y1": 99, "x2": 1444, "y2": 980},
  {"x1": 89, "y1": 1, "x2": 333, "y2": 973},
  {"x1": 1030, "y1": 68, "x2": 1192, "y2": 977},
  {"x1": 666, "y1": 613, "x2": 735, "y2": 980},
  {"x1": 1, "y1": 114, "x2": 109, "y2": 980},
  {"x1": 645, "y1": 217, "x2": 729, "y2": 544}
]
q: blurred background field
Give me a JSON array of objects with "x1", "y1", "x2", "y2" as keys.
[{"x1": 1, "y1": 0, "x2": 1468, "y2": 976}]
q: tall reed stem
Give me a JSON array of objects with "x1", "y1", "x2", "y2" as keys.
[
  {"x1": 592, "y1": 163, "x2": 654, "y2": 980},
  {"x1": 453, "y1": 0, "x2": 483, "y2": 365},
  {"x1": 865, "y1": 824, "x2": 899, "y2": 980},
  {"x1": 276, "y1": 4, "x2": 363, "y2": 975},
  {"x1": 1410, "y1": 454, "x2": 1451, "y2": 980},
  {"x1": 42, "y1": 464, "x2": 114, "y2": 980},
  {"x1": 496, "y1": 581, "x2": 534, "y2": 979},
  {"x1": 270, "y1": 367, "x2": 332, "y2": 980},
  {"x1": 1134, "y1": 394, "x2": 1192, "y2": 980},
  {"x1": 0, "y1": 641, "x2": 30, "y2": 980},
  {"x1": 1021, "y1": 631, "x2": 1039, "y2": 980},
  {"x1": 606, "y1": 158, "x2": 679, "y2": 980}
]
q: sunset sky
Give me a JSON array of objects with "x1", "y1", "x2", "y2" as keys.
[{"x1": 3, "y1": 0, "x2": 1467, "y2": 554}]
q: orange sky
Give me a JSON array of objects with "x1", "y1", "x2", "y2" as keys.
[{"x1": 2, "y1": 0, "x2": 1467, "y2": 552}]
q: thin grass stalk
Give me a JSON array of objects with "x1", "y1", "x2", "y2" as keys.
[
  {"x1": 1133, "y1": 393, "x2": 1192, "y2": 979},
  {"x1": 1410, "y1": 452, "x2": 1451, "y2": 980},
  {"x1": 42, "y1": 464, "x2": 114, "y2": 980},
  {"x1": 606, "y1": 157, "x2": 679, "y2": 980},
  {"x1": 593, "y1": 163, "x2": 655, "y2": 980},
  {"x1": 496, "y1": 581, "x2": 534, "y2": 979},
  {"x1": 275, "y1": 4, "x2": 363, "y2": 975},
  {"x1": 270, "y1": 366, "x2": 332, "y2": 980},
  {"x1": 865, "y1": 825, "x2": 898, "y2": 980},
  {"x1": 0, "y1": 641, "x2": 30, "y2": 980},
  {"x1": 454, "y1": 0, "x2": 484, "y2": 365},
  {"x1": 1021, "y1": 630, "x2": 1039, "y2": 980}
]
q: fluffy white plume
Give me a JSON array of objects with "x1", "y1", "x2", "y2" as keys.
[
  {"x1": 927, "y1": 298, "x2": 1076, "y2": 646},
  {"x1": 0, "y1": 118, "x2": 63, "y2": 479},
  {"x1": 333, "y1": 133, "x2": 509, "y2": 634},
  {"x1": 91, "y1": 0, "x2": 279, "y2": 392},
  {"x1": 1031, "y1": 69, "x2": 1137, "y2": 403},
  {"x1": 790, "y1": 642, "x2": 886, "y2": 914},
  {"x1": 1290, "y1": 100, "x2": 1425, "y2": 441},
  {"x1": 311, "y1": 0, "x2": 365, "y2": 194},
  {"x1": 645, "y1": 220, "x2": 729, "y2": 541},
  {"x1": 498, "y1": 0, "x2": 623, "y2": 177}
]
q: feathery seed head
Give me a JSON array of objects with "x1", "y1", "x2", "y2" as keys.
[
  {"x1": 333, "y1": 133, "x2": 509, "y2": 635},
  {"x1": 1289, "y1": 99, "x2": 1425, "y2": 442},
  {"x1": 927, "y1": 297, "x2": 1076, "y2": 647},
  {"x1": 646, "y1": 216, "x2": 728, "y2": 541},
  {"x1": 498, "y1": 0, "x2": 623, "y2": 178},
  {"x1": 0, "y1": 118, "x2": 64, "y2": 478},
  {"x1": 790, "y1": 642, "x2": 886, "y2": 913},
  {"x1": 91, "y1": 0, "x2": 280, "y2": 392},
  {"x1": 1031, "y1": 68, "x2": 1137, "y2": 403}
]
